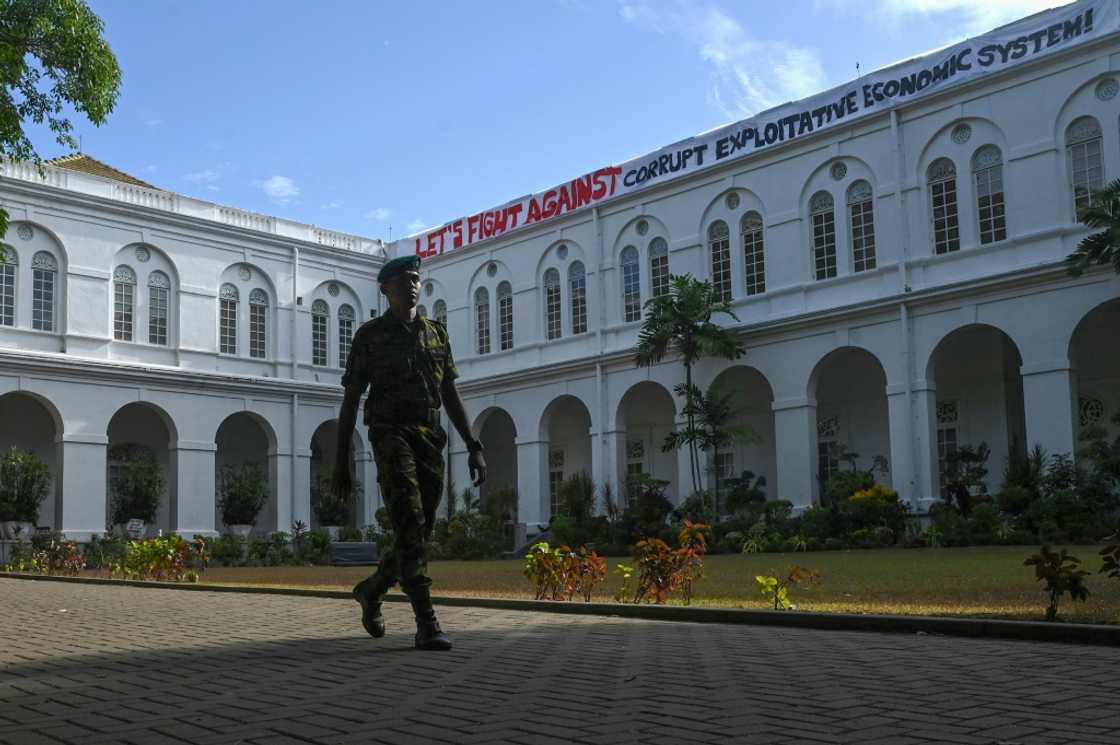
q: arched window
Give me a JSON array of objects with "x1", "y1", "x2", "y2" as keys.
[
  {"x1": 810, "y1": 192, "x2": 837, "y2": 280},
  {"x1": 31, "y1": 252, "x2": 57, "y2": 332},
  {"x1": 113, "y1": 266, "x2": 136, "y2": 341},
  {"x1": 497, "y1": 281, "x2": 513, "y2": 351},
  {"x1": 338, "y1": 304, "x2": 355, "y2": 367},
  {"x1": 147, "y1": 270, "x2": 170, "y2": 345},
  {"x1": 416, "y1": 304, "x2": 427, "y2": 318},
  {"x1": 569, "y1": 261, "x2": 587, "y2": 335},
  {"x1": 433, "y1": 299, "x2": 447, "y2": 326},
  {"x1": 972, "y1": 146, "x2": 1006, "y2": 245},
  {"x1": 649, "y1": 237, "x2": 669, "y2": 298},
  {"x1": 846, "y1": 181, "x2": 876, "y2": 272},
  {"x1": 475, "y1": 287, "x2": 490, "y2": 355},
  {"x1": 621, "y1": 246, "x2": 641, "y2": 322},
  {"x1": 311, "y1": 299, "x2": 329, "y2": 366},
  {"x1": 219, "y1": 283, "x2": 238, "y2": 354},
  {"x1": 544, "y1": 268, "x2": 561, "y2": 340},
  {"x1": 1067, "y1": 116, "x2": 1103, "y2": 213},
  {"x1": 0, "y1": 246, "x2": 16, "y2": 327},
  {"x1": 708, "y1": 221, "x2": 731, "y2": 300},
  {"x1": 928, "y1": 158, "x2": 960, "y2": 254},
  {"x1": 740, "y1": 212, "x2": 765, "y2": 295},
  {"x1": 249, "y1": 289, "x2": 268, "y2": 359}
]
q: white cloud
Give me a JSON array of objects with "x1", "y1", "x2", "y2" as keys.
[
  {"x1": 143, "y1": 164, "x2": 158, "y2": 173},
  {"x1": 256, "y1": 175, "x2": 300, "y2": 203},
  {"x1": 184, "y1": 168, "x2": 219, "y2": 183},
  {"x1": 321, "y1": 201, "x2": 341, "y2": 209},
  {"x1": 205, "y1": 185, "x2": 219, "y2": 192},
  {"x1": 827, "y1": 0, "x2": 1069, "y2": 41},
  {"x1": 145, "y1": 118, "x2": 164, "y2": 127},
  {"x1": 619, "y1": 1, "x2": 826, "y2": 119},
  {"x1": 406, "y1": 219, "x2": 427, "y2": 232},
  {"x1": 365, "y1": 207, "x2": 392, "y2": 221}
]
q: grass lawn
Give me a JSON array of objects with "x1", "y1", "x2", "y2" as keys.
[{"x1": 180, "y1": 545, "x2": 1120, "y2": 625}]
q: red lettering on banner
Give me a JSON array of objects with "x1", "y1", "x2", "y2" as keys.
[
  {"x1": 575, "y1": 175, "x2": 592, "y2": 207},
  {"x1": 526, "y1": 196, "x2": 542, "y2": 224},
  {"x1": 452, "y1": 219, "x2": 464, "y2": 249},
  {"x1": 467, "y1": 213, "x2": 481, "y2": 243},
  {"x1": 542, "y1": 189, "x2": 558, "y2": 219},
  {"x1": 507, "y1": 203, "x2": 523, "y2": 229}
]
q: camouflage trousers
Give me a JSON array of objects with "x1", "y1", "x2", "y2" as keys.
[{"x1": 363, "y1": 423, "x2": 446, "y2": 596}]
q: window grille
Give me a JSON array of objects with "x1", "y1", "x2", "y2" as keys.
[
  {"x1": 311, "y1": 299, "x2": 329, "y2": 366},
  {"x1": 741, "y1": 212, "x2": 765, "y2": 295},
  {"x1": 249, "y1": 289, "x2": 268, "y2": 359},
  {"x1": 433, "y1": 299, "x2": 447, "y2": 326},
  {"x1": 708, "y1": 221, "x2": 731, "y2": 301},
  {"x1": 148, "y1": 271, "x2": 170, "y2": 345},
  {"x1": 338, "y1": 304, "x2": 355, "y2": 367},
  {"x1": 114, "y1": 266, "x2": 136, "y2": 341},
  {"x1": 0, "y1": 248, "x2": 15, "y2": 326},
  {"x1": 1066, "y1": 116, "x2": 1103, "y2": 214},
  {"x1": 810, "y1": 192, "x2": 837, "y2": 279},
  {"x1": 497, "y1": 282, "x2": 513, "y2": 351},
  {"x1": 621, "y1": 246, "x2": 641, "y2": 322},
  {"x1": 475, "y1": 287, "x2": 490, "y2": 354},
  {"x1": 971, "y1": 146, "x2": 1007, "y2": 244},
  {"x1": 649, "y1": 237, "x2": 669, "y2": 298},
  {"x1": 544, "y1": 268, "x2": 561, "y2": 340},
  {"x1": 219, "y1": 283, "x2": 238, "y2": 354},
  {"x1": 928, "y1": 158, "x2": 960, "y2": 254},
  {"x1": 847, "y1": 181, "x2": 876, "y2": 272},
  {"x1": 569, "y1": 262, "x2": 587, "y2": 334}
]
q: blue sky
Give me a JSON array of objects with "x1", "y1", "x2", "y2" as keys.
[{"x1": 28, "y1": 0, "x2": 1067, "y2": 241}]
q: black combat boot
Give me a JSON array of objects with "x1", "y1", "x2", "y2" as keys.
[
  {"x1": 352, "y1": 578, "x2": 386, "y2": 638},
  {"x1": 407, "y1": 588, "x2": 452, "y2": 651}
]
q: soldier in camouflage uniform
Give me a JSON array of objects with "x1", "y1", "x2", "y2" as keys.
[{"x1": 332, "y1": 254, "x2": 486, "y2": 651}]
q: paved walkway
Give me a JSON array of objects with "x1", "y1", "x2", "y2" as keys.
[{"x1": 1, "y1": 579, "x2": 1118, "y2": 745}]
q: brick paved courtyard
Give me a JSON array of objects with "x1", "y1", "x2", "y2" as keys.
[{"x1": 1, "y1": 578, "x2": 1118, "y2": 745}]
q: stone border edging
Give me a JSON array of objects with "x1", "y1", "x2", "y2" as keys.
[{"x1": 3, "y1": 571, "x2": 1117, "y2": 646}]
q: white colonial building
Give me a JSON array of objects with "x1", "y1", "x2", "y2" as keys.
[
  {"x1": 2, "y1": 4, "x2": 1119, "y2": 540},
  {"x1": 0, "y1": 155, "x2": 387, "y2": 539},
  {"x1": 401, "y1": 9, "x2": 1120, "y2": 532}
]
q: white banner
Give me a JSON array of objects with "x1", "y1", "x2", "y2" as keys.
[{"x1": 408, "y1": 0, "x2": 1118, "y2": 258}]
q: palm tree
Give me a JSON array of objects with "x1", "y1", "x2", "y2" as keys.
[
  {"x1": 635, "y1": 274, "x2": 745, "y2": 494},
  {"x1": 1067, "y1": 178, "x2": 1120, "y2": 276},
  {"x1": 695, "y1": 382, "x2": 758, "y2": 514}
]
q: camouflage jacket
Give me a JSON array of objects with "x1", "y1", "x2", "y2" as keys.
[{"x1": 341, "y1": 309, "x2": 459, "y2": 427}]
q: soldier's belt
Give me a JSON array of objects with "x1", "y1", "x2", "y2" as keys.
[{"x1": 367, "y1": 406, "x2": 441, "y2": 428}]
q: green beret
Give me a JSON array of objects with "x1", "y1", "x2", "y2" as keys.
[{"x1": 377, "y1": 254, "x2": 422, "y2": 284}]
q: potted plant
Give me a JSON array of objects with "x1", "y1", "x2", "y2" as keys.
[
  {"x1": 217, "y1": 463, "x2": 269, "y2": 538},
  {"x1": 108, "y1": 445, "x2": 165, "y2": 539},
  {"x1": 311, "y1": 468, "x2": 356, "y2": 540},
  {"x1": 0, "y1": 447, "x2": 52, "y2": 541}
]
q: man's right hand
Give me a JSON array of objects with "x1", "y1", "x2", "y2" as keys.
[{"x1": 332, "y1": 466, "x2": 353, "y2": 500}]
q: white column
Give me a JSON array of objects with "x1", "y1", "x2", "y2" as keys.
[
  {"x1": 355, "y1": 449, "x2": 377, "y2": 526},
  {"x1": 912, "y1": 384, "x2": 940, "y2": 512},
  {"x1": 270, "y1": 448, "x2": 292, "y2": 533},
  {"x1": 58, "y1": 434, "x2": 108, "y2": 541},
  {"x1": 1021, "y1": 360, "x2": 1079, "y2": 460},
  {"x1": 515, "y1": 437, "x2": 548, "y2": 530},
  {"x1": 171, "y1": 440, "x2": 217, "y2": 538},
  {"x1": 886, "y1": 386, "x2": 916, "y2": 508},
  {"x1": 448, "y1": 444, "x2": 471, "y2": 517},
  {"x1": 292, "y1": 448, "x2": 312, "y2": 529},
  {"x1": 772, "y1": 398, "x2": 817, "y2": 512},
  {"x1": 600, "y1": 429, "x2": 624, "y2": 513}
]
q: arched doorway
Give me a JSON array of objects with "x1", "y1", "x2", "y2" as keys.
[
  {"x1": 0, "y1": 392, "x2": 61, "y2": 530},
  {"x1": 926, "y1": 325, "x2": 1025, "y2": 496},
  {"x1": 106, "y1": 402, "x2": 176, "y2": 535},
  {"x1": 1071, "y1": 299, "x2": 1120, "y2": 448},
  {"x1": 704, "y1": 367, "x2": 775, "y2": 512},
  {"x1": 476, "y1": 408, "x2": 517, "y2": 518},
  {"x1": 811, "y1": 348, "x2": 890, "y2": 502},
  {"x1": 214, "y1": 412, "x2": 277, "y2": 535},
  {"x1": 539, "y1": 396, "x2": 592, "y2": 521},
  {"x1": 614, "y1": 382, "x2": 677, "y2": 506}
]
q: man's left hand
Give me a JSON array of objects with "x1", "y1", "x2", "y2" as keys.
[{"x1": 468, "y1": 451, "x2": 487, "y2": 487}]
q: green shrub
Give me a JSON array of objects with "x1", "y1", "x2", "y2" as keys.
[
  {"x1": 0, "y1": 446, "x2": 52, "y2": 523},
  {"x1": 558, "y1": 472, "x2": 595, "y2": 525},
  {"x1": 84, "y1": 533, "x2": 127, "y2": 569},
  {"x1": 108, "y1": 445, "x2": 164, "y2": 525},
  {"x1": 621, "y1": 474, "x2": 673, "y2": 541},
  {"x1": 218, "y1": 462, "x2": 269, "y2": 526},
  {"x1": 823, "y1": 537, "x2": 845, "y2": 551},
  {"x1": 310, "y1": 467, "x2": 354, "y2": 526},
  {"x1": 1024, "y1": 545, "x2": 1090, "y2": 622},
  {"x1": 550, "y1": 514, "x2": 589, "y2": 551},
  {"x1": 966, "y1": 502, "x2": 1002, "y2": 545},
  {"x1": 929, "y1": 502, "x2": 969, "y2": 546},
  {"x1": 673, "y1": 490, "x2": 716, "y2": 524},
  {"x1": 112, "y1": 534, "x2": 208, "y2": 582},
  {"x1": 207, "y1": 535, "x2": 246, "y2": 566},
  {"x1": 798, "y1": 505, "x2": 843, "y2": 542},
  {"x1": 823, "y1": 470, "x2": 874, "y2": 505},
  {"x1": 724, "y1": 470, "x2": 767, "y2": 515}
]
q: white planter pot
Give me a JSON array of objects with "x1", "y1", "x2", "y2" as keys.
[
  {"x1": 0, "y1": 521, "x2": 31, "y2": 541},
  {"x1": 324, "y1": 525, "x2": 341, "y2": 541},
  {"x1": 226, "y1": 524, "x2": 253, "y2": 539},
  {"x1": 116, "y1": 520, "x2": 147, "y2": 540}
]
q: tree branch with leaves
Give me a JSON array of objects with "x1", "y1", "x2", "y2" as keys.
[{"x1": 1067, "y1": 178, "x2": 1120, "y2": 277}]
